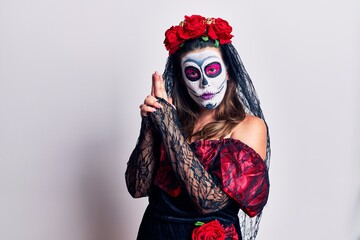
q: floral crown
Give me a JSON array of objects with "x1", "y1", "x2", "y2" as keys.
[{"x1": 164, "y1": 15, "x2": 234, "y2": 55}]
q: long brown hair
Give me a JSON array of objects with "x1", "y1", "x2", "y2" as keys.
[{"x1": 171, "y1": 39, "x2": 246, "y2": 141}]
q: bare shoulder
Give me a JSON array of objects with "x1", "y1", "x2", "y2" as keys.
[{"x1": 230, "y1": 115, "x2": 267, "y2": 160}]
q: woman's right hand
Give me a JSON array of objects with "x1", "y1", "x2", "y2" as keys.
[{"x1": 139, "y1": 71, "x2": 168, "y2": 117}]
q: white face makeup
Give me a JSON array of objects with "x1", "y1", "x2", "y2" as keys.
[{"x1": 180, "y1": 48, "x2": 227, "y2": 109}]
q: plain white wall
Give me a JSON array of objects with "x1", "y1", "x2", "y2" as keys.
[{"x1": 0, "y1": 0, "x2": 359, "y2": 239}]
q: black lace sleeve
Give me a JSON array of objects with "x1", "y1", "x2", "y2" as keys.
[
  {"x1": 125, "y1": 117, "x2": 159, "y2": 198},
  {"x1": 150, "y1": 98, "x2": 230, "y2": 214}
]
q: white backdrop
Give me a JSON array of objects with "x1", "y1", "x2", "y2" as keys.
[{"x1": 0, "y1": 0, "x2": 359, "y2": 239}]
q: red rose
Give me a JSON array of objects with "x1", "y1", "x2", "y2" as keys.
[
  {"x1": 192, "y1": 220, "x2": 239, "y2": 240},
  {"x1": 164, "y1": 25, "x2": 183, "y2": 55},
  {"x1": 210, "y1": 18, "x2": 233, "y2": 44},
  {"x1": 181, "y1": 15, "x2": 207, "y2": 39},
  {"x1": 192, "y1": 220, "x2": 225, "y2": 240},
  {"x1": 207, "y1": 21, "x2": 218, "y2": 40},
  {"x1": 177, "y1": 26, "x2": 189, "y2": 40}
]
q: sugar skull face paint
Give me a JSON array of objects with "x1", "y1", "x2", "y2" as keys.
[{"x1": 180, "y1": 48, "x2": 227, "y2": 109}]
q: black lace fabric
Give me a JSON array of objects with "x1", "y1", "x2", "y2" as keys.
[
  {"x1": 150, "y1": 98, "x2": 230, "y2": 214},
  {"x1": 125, "y1": 117, "x2": 159, "y2": 198}
]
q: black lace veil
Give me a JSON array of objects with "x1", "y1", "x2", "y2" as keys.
[{"x1": 162, "y1": 42, "x2": 271, "y2": 240}]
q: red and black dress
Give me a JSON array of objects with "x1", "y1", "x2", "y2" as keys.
[{"x1": 126, "y1": 99, "x2": 269, "y2": 240}]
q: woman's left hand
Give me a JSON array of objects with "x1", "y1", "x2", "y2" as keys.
[
  {"x1": 151, "y1": 71, "x2": 173, "y2": 105},
  {"x1": 139, "y1": 71, "x2": 173, "y2": 117}
]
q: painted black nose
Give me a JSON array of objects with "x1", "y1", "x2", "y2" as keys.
[{"x1": 201, "y1": 78, "x2": 209, "y2": 86}]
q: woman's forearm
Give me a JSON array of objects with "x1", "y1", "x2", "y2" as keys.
[
  {"x1": 125, "y1": 117, "x2": 158, "y2": 198},
  {"x1": 151, "y1": 99, "x2": 230, "y2": 214}
]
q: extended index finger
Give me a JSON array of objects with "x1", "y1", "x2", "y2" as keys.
[
  {"x1": 153, "y1": 71, "x2": 166, "y2": 99},
  {"x1": 151, "y1": 74, "x2": 155, "y2": 96}
]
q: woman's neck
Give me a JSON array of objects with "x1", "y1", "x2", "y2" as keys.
[{"x1": 193, "y1": 109, "x2": 216, "y2": 131}]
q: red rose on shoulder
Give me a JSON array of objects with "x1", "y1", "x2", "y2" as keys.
[
  {"x1": 192, "y1": 220, "x2": 225, "y2": 240},
  {"x1": 209, "y1": 18, "x2": 233, "y2": 44},
  {"x1": 181, "y1": 15, "x2": 206, "y2": 39}
]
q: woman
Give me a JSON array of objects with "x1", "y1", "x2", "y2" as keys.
[{"x1": 126, "y1": 15, "x2": 270, "y2": 240}]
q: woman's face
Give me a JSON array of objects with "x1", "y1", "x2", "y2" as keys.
[{"x1": 180, "y1": 47, "x2": 227, "y2": 110}]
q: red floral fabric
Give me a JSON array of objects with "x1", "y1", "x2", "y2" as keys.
[
  {"x1": 153, "y1": 145, "x2": 182, "y2": 197},
  {"x1": 154, "y1": 138, "x2": 269, "y2": 217}
]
